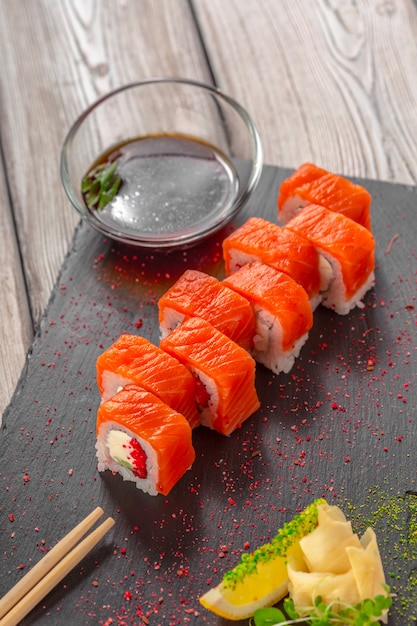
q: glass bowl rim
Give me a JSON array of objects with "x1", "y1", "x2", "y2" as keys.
[{"x1": 60, "y1": 77, "x2": 264, "y2": 249}]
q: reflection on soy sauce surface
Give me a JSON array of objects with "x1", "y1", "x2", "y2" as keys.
[{"x1": 82, "y1": 133, "x2": 240, "y2": 237}]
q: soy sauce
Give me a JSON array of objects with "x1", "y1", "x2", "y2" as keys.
[{"x1": 83, "y1": 134, "x2": 239, "y2": 239}]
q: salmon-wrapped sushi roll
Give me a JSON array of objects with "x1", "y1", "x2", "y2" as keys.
[
  {"x1": 285, "y1": 204, "x2": 375, "y2": 315},
  {"x1": 158, "y1": 269, "x2": 256, "y2": 349},
  {"x1": 278, "y1": 162, "x2": 372, "y2": 231},
  {"x1": 96, "y1": 384, "x2": 195, "y2": 496},
  {"x1": 223, "y1": 261, "x2": 313, "y2": 375},
  {"x1": 160, "y1": 317, "x2": 260, "y2": 436},
  {"x1": 96, "y1": 334, "x2": 200, "y2": 429},
  {"x1": 222, "y1": 216, "x2": 326, "y2": 309}
]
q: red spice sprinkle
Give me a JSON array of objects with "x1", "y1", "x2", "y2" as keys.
[
  {"x1": 124, "y1": 590, "x2": 132, "y2": 601},
  {"x1": 8, "y1": 514, "x2": 14, "y2": 522},
  {"x1": 129, "y1": 438, "x2": 147, "y2": 479},
  {"x1": 227, "y1": 497, "x2": 236, "y2": 506}
]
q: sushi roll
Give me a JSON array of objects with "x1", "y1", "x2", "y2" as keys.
[
  {"x1": 96, "y1": 333, "x2": 200, "y2": 429},
  {"x1": 278, "y1": 162, "x2": 372, "y2": 231},
  {"x1": 160, "y1": 317, "x2": 260, "y2": 436},
  {"x1": 96, "y1": 383, "x2": 196, "y2": 496},
  {"x1": 222, "y1": 216, "x2": 326, "y2": 309},
  {"x1": 223, "y1": 261, "x2": 313, "y2": 375},
  {"x1": 158, "y1": 269, "x2": 256, "y2": 349},
  {"x1": 285, "y1": 204, "x2": 375, "y2": 315}
]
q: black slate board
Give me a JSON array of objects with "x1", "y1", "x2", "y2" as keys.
[{"x1": 1, "y1": 165, "x2": 417, "y2": 625}]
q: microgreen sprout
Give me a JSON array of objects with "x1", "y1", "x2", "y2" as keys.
[
  {"x1": 250, "y1": 587, "x2": 392, "y2": 626},
  {"x1": 82, "y1": 159, "x2": 122, "y2": 211}
]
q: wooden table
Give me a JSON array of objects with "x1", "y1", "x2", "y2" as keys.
[{"x1": 1, "y1": 0, "x2": 416, "y2": 417}]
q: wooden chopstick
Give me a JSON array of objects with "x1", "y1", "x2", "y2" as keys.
[
  {"x1": 0, "y1": 507, "x2": 115, "y2": 626},
  {"x1": 0, "y1": 506, "x2": 105, "y2": 620}
]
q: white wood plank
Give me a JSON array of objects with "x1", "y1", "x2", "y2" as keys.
[
  {"x1": 192, "y1": 0, "x2": 417, "y2": 184},
  {"x1": 0, "y1": 155, "x2": 33, "y2": 418}
]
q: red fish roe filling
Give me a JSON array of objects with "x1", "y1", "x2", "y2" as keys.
[
  {"x1": 128, "y1": 438, "x2": 147, "y2": 479},
  {"x1": 195, "y1": 378, "x2": 210, "y2": 411}
]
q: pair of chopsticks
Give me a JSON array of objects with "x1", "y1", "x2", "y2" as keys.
[{"x1": 0, "y1": 507, "x2": 114, "y2": 626}]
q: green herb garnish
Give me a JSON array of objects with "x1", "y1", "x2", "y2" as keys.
[
  {"x1": 251, "y1": 588, "x2": 392, "y2": 625},
  {"x1": 223, "y1": 499, "x2": 326, "y2": 590},
  {"x1": 82, "y1": 159, "x2": 122, "y2": 211}
]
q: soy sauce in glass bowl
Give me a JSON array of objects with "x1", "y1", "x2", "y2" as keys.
[{"x1": 61, "y1": 78, "x2": 263, "y2": 250}]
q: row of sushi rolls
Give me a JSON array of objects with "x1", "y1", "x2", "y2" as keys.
[{"x1": 95, "y1": 162, "x2": 376, "y2": 497}]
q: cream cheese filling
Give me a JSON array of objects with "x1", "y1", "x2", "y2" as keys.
[{"x1": 107, "y1": 428, "x2": 134, "y2": 470}]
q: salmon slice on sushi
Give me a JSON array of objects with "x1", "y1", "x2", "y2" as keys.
[
  {"x1": 96, "y1": 334, "x2": 200, "y2": 429},
  {"x1": 96, "y1": 383, "x2": 196, "y2": 496},
  {"x1": 222, "y1": 216, "x2": 326, "y2": 309},
  {"x1": 160, "y1": 317, "x2": 260, "y2": 436},
  {"x1": 158, "y1": 269, "x2": 256, "y2": 349},
  {"x1": 278, "y1": 162, "x2": 372, "y2": 231},
  {"x1": 285, "y1": 204, "x2": 376, "y2": 315},
  {"x1": 223, "y1": 261, "x2": 313, "y2": 375}
]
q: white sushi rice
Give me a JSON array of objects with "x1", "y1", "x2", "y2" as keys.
[
  {"x1": 318, "y1": 255, "x2": 333, "y2": 293},
  {"x1": 278, "y1": 195, "x2": 309, "y2": 223},
  {"x1": 252, "y1": 304, "x2": 309, "y2": 374},
  {"x1": 189, "y1": 366, "x2": 218, "y2": 429},
  {"x1": 317, "y1": 249, "x2": 375, "y2": 315},
  {"x1": 100, "y1": 371, "x2": 131, "y2": 402},
  {"x1": 225, "y1": 249, "x2": 259, "y2": 275},
  {"x1": 96, "y1": 420, "x2": 159, "y2": 496},
  {"x1": 159, "y1": 306, "x2": 185, "y2": 339}
]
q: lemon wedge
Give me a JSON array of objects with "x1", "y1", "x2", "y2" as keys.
[{"x1": 199, "y1": 499, "x2": 326, "y2": 620}]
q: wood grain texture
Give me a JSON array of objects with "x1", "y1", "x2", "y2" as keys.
[
  {"x1": 192, "y1": 0, "x2": 417, "y2": 183},
  {"x1": 0, "y1": 152, "x2": 33, "y2": 417}
]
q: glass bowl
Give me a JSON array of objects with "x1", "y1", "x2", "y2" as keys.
[{"x1": 60, "y1": 78, "x2": 263, "y2": 249}]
